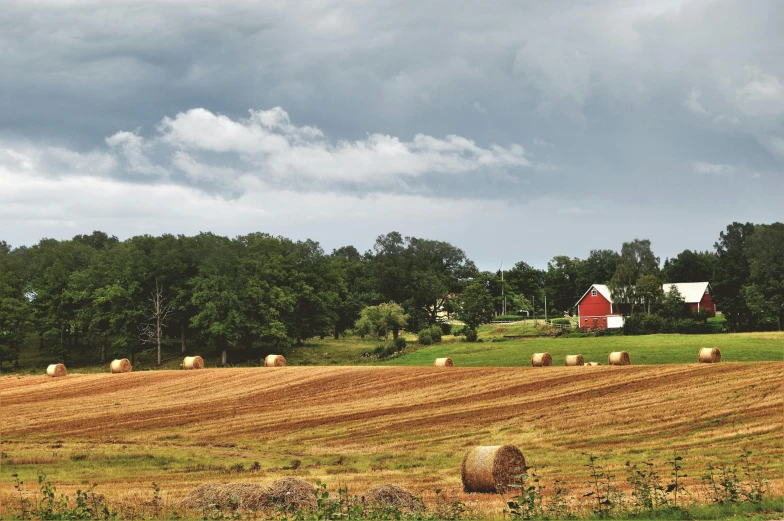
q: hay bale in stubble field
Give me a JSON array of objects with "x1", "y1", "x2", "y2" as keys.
[
  {"x1": 46, "y1": 364, "x2": 67, "y2": 377},
  {"x1": 182, "y1": 356, "x2": 204, "y2": 370},
  {"x1": 531, "y1": 353, "x2": 552, "y2": 367},
  {"x1": 264, "y1": 355, "x2": 286, "y2": 367},
  {"x1": 434, "y1": 357, "x2": 454, "y2": 367},
  {"x1": 362, "y1": 484, "x2": 425, "y2": 513},
  {"x1": 110, "y1": 358, "x2": 132, "y2": 373},
  {"x1": 699, "y1": 347, "x2": 721, "y2": 363},
  {"x1": 461, "y1": 445, "x2": 526, "y2": 493},
  {"x1": 179, "y1": 482, "x2": 270, "y2": 511},
  {"x1": 608, "y1": 351, "x2": 631, "y2": 366},
  {"x1": 584, "y1": 361, "x2": 602, "y2": 366},
  {"x1": 564, "y1": 354, "x2": 584, "y2": 366},
  {"x1": 267, "y1": 478, "x2": 316, "y2": 511}
]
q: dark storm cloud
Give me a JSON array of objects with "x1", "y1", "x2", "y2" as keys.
[{"x1": 1, "y1": 0, "x2": 782, "y2": 267}]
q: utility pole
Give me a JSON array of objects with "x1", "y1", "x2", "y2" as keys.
[
  {"x1": 532, "y1": 295, "x2": 536, "y2": 325},
  {"x1": 545, "y1": 294, "x2": 548, "y2": 323},
  {"x1": 500, "y1": 261, "x2": 506, "y2": 316}
]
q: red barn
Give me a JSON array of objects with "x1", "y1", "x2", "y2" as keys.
[
  {"x1": 662, "y1": 282, "x2": 715, "y2": 316},
  {"x1": 575, "y1": 284, "x2": 624, "y2": 329}
]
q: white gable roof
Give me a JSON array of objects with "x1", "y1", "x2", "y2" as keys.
[
  {"x1": 577, "y1": 284, "x2": 613, "y2": 305},
  {"x1": 662, "y1": 282, "x2": 710, "y2": 303}
]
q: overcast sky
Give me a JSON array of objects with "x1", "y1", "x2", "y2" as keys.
[{"x1": 1, "y1": 0, "x2": 782, "y2": 269}]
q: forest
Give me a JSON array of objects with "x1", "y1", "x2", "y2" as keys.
[{"x1": 0, "y1": 222, "x2": 782, "y2": 368}]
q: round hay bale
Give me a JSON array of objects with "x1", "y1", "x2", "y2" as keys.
[
  {"x1": 179, "y1": 482, "x2": 270, "y2": 511},
  {"x1": 434, "y1": 357, "x2": 454, "y2": 367},
  {"x1": 182, "y1": 356, "x2": 204, "y2": 370},
  {"x1": 46, "y1": 364, "x2": 67, "y2": 377},
  {"x1": 608, "y1": 351, "x2": 631, "y2": 366},
  {"x1": 699, "y1": 347, "x2": 721, "y2": 363},
  {"x1": 264, "y1": 354, "x2": 286, "y2": 367},
  {"x1": 461, "y1": 444, "x2": 526, "y2": 493},
  {"x1": 584, "y1": 361, "x2": 602, "y2": 367},
  {"x1": 110, "y1": 358, "x2": 132, "y2": 373},
  {"x1": 531, "y1": 352, "x2": 552, "y2": 367},
  {"x1": 564, "y1": 354, "x2": 584, "y2": 366},
  {"x1": 362, "y1": 484, "x2": 425, "y2": 513},
  {"x1": 268, "y1": 478, "x2": 316, "y2": 511}
]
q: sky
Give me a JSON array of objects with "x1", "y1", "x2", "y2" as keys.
[{"x1": 1, "y1": 0, "x2": 782, "y2": 270}]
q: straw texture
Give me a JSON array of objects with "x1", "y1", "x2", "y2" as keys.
[
  {"x1": 362, "y1": 484, "x2": 425, "y2": 513},
  {"x1": 698, "y1": 347, "x2": 721, "y2": 363},
  {"x1": 110, "y1": 358, "x2": 132, "y2": 373},
  {"x1": 264, "y1": 355, "x2": 286, "y2": 367},
  {"x1": 531, "y1": 352, "x2": 552, "y2": 367},
  {"x1": 180, "y1": 482, "x2": 270, "y2": 511},
  {"x1": 183, "y1": 356, "x2": 204, "y2": 370},
  {"x1": 461, "y1": 444, "x2": 526, "y2": 493},
  {"x1": 608, "y1": 351, "x2": 631, "y2": 366},
  {"x1": 564, "y1": 354, "x2": 584, "y2": 366},
  {"x1": 434, "y1": 357, "x2": 454, "y2": 367},
  {"x1": 46, "y1": 363, "x2": 67, "y2": 377},
  {"x1": 267, "y1": 478, "x2": 316, "y2": 511}
]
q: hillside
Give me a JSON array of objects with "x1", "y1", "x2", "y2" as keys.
[{"x1": 2, "y1": 363, "x2": 782, "y2": 515}]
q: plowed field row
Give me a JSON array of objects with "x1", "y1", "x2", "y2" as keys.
[{"x1": 2, "y1": 363, "x2": 782, "y2": 513}]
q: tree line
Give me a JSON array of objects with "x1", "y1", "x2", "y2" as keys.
[{"x1": 0, "y1": 222, "x2": 781, "y2": 368}]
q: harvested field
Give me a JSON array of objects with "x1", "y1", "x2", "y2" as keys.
[{"x1": 1, "y1": 363, "x2": 782, "y2": 516}]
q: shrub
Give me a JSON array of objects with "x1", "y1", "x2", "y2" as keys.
[
  {"x1": 549, "y1": 317, "x2": 571, "y2": 326},
  {"x1": 440, "y1": 322, "x2": 452, "y2": 336},
  {"x1": 494, "y1": 314, "x2": 525, "y2": 321},
  {"x1": 417, "y1": 329, "x2": 433, "y2": 345},
  {"x1": 463, "y1": 327, "x2": 478, "y2": 342},
  {"x1": 394, "y1": 336, "x2": 407, "y2": 350},
  {"x1": 429, "y1": 325, "x2": 442, "y2": 342}
]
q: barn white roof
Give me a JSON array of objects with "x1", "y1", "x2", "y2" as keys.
[
  {"x1": 662, "y1": 282, "x2": 710, "y2": 303},
  {"x1": 576, "y1": 284, "x2": 613, "y2": 304}
]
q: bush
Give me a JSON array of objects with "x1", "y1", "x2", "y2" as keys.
[
  {"x1": 549, "y1": 317, "x2": 571, "y2": 326},
  {"x1": 623, "y1": 313, "x2": 666, "y2": 335},
  {"x1": 494, "y1": 314, "x2": 526, "y2": 321},
  {"x1": 624, "y1": 313, "x2": 713, "y2": 335},
  {"x1": 440, "y1": 322, "x2": 452, "y2": 336},
  {"x1": 463, "y1": 327, "x2": 478, "y2": 342},
  {"x1": 394, "y1": 336, "x2": 407, "y2": 350},
  {"x1": 429, "y1": 325, "x2": 443, "y2": 342},
  {"x1": 417, "y1": 329, "x2": 433, "y2": 345}
]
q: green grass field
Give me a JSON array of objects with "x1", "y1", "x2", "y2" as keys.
[
  {"x1": 384, "y1": 330, "x2": 784, "y2": 366},
  {"x1": 10, "y1": 317, "x2": 783, "y2": 374}
]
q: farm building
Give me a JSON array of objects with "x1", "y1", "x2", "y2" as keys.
[
  {"x1": 663, "y1": 282, "x2": 716, "y2": 316},
  {"x1": 575, "y1": 281, "x2": 716, "y2": 329},
  {"x1": 575, "y1": 284, "x2": 624, "y2": 329}
]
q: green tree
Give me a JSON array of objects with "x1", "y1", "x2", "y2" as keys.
[
  {"x1": 744, "y1": 223, "x2": 784, "y2": 330},
  {"x1": 0, "y1": 243, "x2": 29, "y2": 370},
  {"x1": 636, "y1": 274, "x2": 664, "y2": 314},
  {"x1": 609, "y1": 239, "x2": 660, "y2": 314},
  {"x1": 544, "y1": 255, "x2": 581, "y2": 314},
  {"x1": 661, "y1": 250, "x2": 716, "y2": 283},
  {"x1": 713, "y1": 222, "x2": 755, "y2": 331},
  {"x1": 458, "y1": 281, "x2": 495, "y2": 339},
  {"x1": 661, "y1": 285, "x2": 691, "y2": 320},
  {"x1": 354, "y1": 302, "x2": 408, "y2": 346},
  {"x1": 577, "y1": 249, "x2": 620, "y2": 289}
]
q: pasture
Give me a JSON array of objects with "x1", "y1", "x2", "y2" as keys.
[{"x1": 2, "y1": 362, "x2": 782, "y2": 518}]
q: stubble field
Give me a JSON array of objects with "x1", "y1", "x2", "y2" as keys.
[{"x1": 1, "y1": 362, "x2": 782, "y2": 517}]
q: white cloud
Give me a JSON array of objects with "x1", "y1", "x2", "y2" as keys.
[
  {"x1": 683, "y1": 88, "x2": 711, "y2": 116},
  {"x1": 692, "y1": 161, "x2": 736, "y2": 175},
  {"x1": 472, "y1": 101, "x2": 487, "y2": 114},
  {"x1": 532, "y1": 138, "x2": 553, "y2": 147},
  {"x1": 102, "y1": 107, "x2": 532, "y2": 185}
]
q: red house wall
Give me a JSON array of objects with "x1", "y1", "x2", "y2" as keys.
[
  {"x1": 691, "y1": 291, "x2": 716, "y2": 316},
  {"x1": 579, "y1": 290, "x2": 613, "y2": 316}
]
